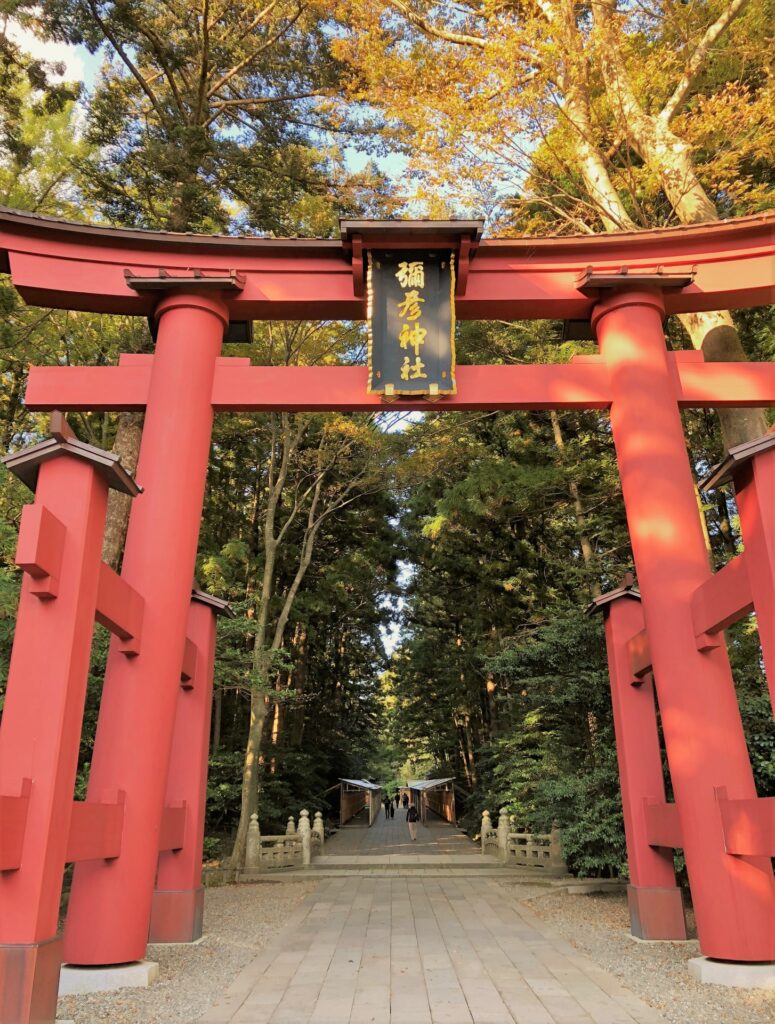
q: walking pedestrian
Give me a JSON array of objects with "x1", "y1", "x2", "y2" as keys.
[
  {"x1": 394, "y1": 793, "x2": 400, "y2": 809},
  {"x1": 383, "y1": 795, "x2": 391, "y2": 818},
  {"x1": 402, "y1": 793, "x2": 409, "y2": 809},
  {"x1": 406, "y1": 803, "x2": 419, "y2": 841},
  {"x1": 389, "y1": 797, "x2": 395, "y2": 818}
]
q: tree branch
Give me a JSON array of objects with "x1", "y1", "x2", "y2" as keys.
[
  {"x1": 660, "y1": 0, "x2": 751, "y2": 124},
  {"x1": 386, "y1": 0, "x2": 486, "y2": 48}
]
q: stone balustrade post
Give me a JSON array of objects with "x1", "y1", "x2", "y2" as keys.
[
  {"x1": 549, "y1": 825, "x2": 566, "y2": 873},
  {"x1": 481, "y1": 810, "x2": 492, "y2": 854},
  {"x1": 497, "y1": 807, "x2": 510, "y2": 863},
  {"x1": 313, "y1": 811, "x2": 325, "y2": 853},
  {"x1": 245, "y1": 813, "x2": 261, "y2": 870},
  {"x1": 299, "y1": 809, "x2": 311, "y2": 867},
  {"x1": 286, "y1": 815, "x2": 296, "y2": 835}
]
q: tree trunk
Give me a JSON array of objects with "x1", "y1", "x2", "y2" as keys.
[
  {"x1": 102, "y1": 412, "x2": 144, "y2": 569},
  {"x1": 549, "y1": 411, "x2": 601, "y2": 597},
  {"x1": 595, "y1": 10, "x2": 768, "y2": 449}
]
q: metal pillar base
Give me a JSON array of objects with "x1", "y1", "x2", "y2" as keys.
[
  {"x1": 58, "y1": 960, "x2": 159, "y2": 995},
  {"x1": 0, "y1": 937, "x2": 62, "y2": 1024},
  {"x1": 627, "y1": 884, "x2": 687, "y2": 940},
  {"x1": 688, "y1": 957, "x2": 775, "y2": 989},
  {"x1": 148, "y1": 887, "x2": 204, "y2": 943}
]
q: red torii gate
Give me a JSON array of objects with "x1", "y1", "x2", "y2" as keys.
[{"x1": 0, "y1": 208, "x2": 773, "y2": 1021}]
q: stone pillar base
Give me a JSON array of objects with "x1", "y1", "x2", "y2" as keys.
[
  {"x1": 627, "y1": 884, "x2": 687, "y2": 940},
  {"x1": 0, "y1": 936, "x2": 62, "y2": 1024},
  {"x1": 688, "y1": 957, "x2": 775, "y2": 989},
  {"x1": 58, "y1": 960, "x2": 158, "y2": 995},
  {"x1": 148, "y1": 887, "x2": 204, "y2": 943}
]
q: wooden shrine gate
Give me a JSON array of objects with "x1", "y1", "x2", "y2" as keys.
[{"x1": 0, "y1": 209, "x2": 773, "y2": 1022}]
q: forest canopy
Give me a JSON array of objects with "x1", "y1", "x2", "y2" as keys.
[{"x1": 0, "y1": 0, "x2": 772, "y2": 875}]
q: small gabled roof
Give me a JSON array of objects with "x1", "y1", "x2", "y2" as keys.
[
  {"x1": 340, "y1": 778, "x2": 382, "y2": 791},
  {"x1": 191, "y1": 588, "x2": 236, "y2": 618},
  {"x1": 408, "y1": 778, "x2": 455, "y2": 791},
  {"x1": 699, "y1": 429, "x2": 775, "y2": 491},
  {"x1": 3, "y1": 433, "x2": 140, "y2": 496},
  {"x1": 585, "y1": 573, "x2": 641, "y2": 617}
]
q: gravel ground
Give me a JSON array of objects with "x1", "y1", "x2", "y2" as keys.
[
  {"x1": 518, "y1": 887, "x2": 774, "y2": 1024},
  {"x1": 56, "y1": 880, "x2": 317, "y2": 1024}
]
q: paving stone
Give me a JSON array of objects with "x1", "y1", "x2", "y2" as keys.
[{"x1": 197, "y1": 819, "x2": 667, "y2": 1024}]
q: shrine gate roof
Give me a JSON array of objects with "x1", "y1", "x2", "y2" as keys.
[{"x1": 0, "y1": 206, "x2": 772, "y2": 322}]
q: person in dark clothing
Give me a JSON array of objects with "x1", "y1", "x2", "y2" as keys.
[
  {"x1": 394, "y1": 793, "x2": 400, "y2": 809},
  {"x1": 406, "y1": 803, "x2": 419, "y2": 840},
  {"x1": 383, "y1": 796, "x2": 391, "y2": 817},
  {"x1": 389, "y1": 797, "x2": 395, "y2": 818},
  {"x1": 402, "y1": 793, "x2": 409, "y2": 809}
]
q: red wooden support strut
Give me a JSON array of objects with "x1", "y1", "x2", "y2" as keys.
[
  {"x1": 149, "y1": 590, "x2": 233, "y2": 943},
  {"x1": 63, "y1": 292, "x2": 228, "y2": 967},
  {"x1": 701, "y1": 431, "x2": 775, "y2": 715},
  {"x1": 592, "y1": 288, "x2": 775, "y2": 963},
  {"x1": 0, "y1": 425, "x2": 138, "y2": 1024},
  {"x1": 587, "y1": 582, "x2": 686, "y2": 940}
]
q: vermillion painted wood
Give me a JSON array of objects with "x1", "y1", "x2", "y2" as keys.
[
  {"x1": 63, "y1": 292, "x2": 227, "y2": 966},
  {"x1": 593, "y1": 289, "x2": 775, "y2": 962}
]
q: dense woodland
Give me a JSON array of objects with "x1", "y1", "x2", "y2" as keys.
[{"x1": 0, "y1": 1, "x2": 773, "y2": 876}]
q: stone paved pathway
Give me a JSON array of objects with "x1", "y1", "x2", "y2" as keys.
[{"x1": 198, "y1": 820, "x2": 667, "y2": 1024}]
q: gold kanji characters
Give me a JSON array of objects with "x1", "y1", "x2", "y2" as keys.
[
  {"x1": 397, "y1": 289, "x2": 424, "y2": 321},
  {"x1": 395, "y1": 260, "x2": 425, "y2": 289},
  {"x1": 400, "y1": 356, "x2": 427, "y2": 381},
  {"x1": 399, "y1": 321, "x2": 427, "y2": 356}
]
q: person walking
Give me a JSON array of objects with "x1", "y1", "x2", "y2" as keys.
[
  {"x1": 406, "y1": 802, "x2": 419, "y2": 841},
  {"x1": 383, "y1": 795, "x2": 391, "y2": 818},
  {"x1": 394, "y1": 792, "x2": 400, "y2": 809},
  {"x1": 402, "y1": 793, "x2": 409, "y2": 809},
  {"x1": 389, "y1": 796, "x2": 395, "y2": 818}
]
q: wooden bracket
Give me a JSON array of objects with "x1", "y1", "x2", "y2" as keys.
[
  {"x1": 455, "y1": 237, "x2": 472, "y2": 297},
  {"x1": 643, "y1": 798, "x2": 682, "y2": 849},
  {"x1": 66, "y1": 792, "x2": 125, "y2": 863},
  {"x1": 715, "y1": 787, "x2": 775, "y2": 856},
  {"x1": 0, "y1": 778, "x2": 32, "y2": 871},
  {"x1": 15, "y1": 504, "x2": 66, "y2": 600},
  {"x1": 159, "y1": 804, "x2": 187, "y2": 851},
  {"x1": 180, "y1": 636, "x2": 199, "y2": 688},
  {"x1": 95, "y1": 562, "x2": 144, "y2": 656},
  {"x1": 351, "y1": 234, "x2": 365, "y2": 298},
  {"x1": 627, "y1": 627, "x2": 652, "y2": 684},
  {"x1": 691, "y1": 555, "x2": 753, "y2": 649}
]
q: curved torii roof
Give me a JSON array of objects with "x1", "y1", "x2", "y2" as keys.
[{"x1": 0, "y1": 206, "x2": 772, "y2": 321}]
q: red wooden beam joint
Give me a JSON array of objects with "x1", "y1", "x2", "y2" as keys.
[
  {"x1": 159, "y1": 805, "x2": 187, "y2": 852},
  {"x1": 14, "y1": 504, "x2": 66, "y2": 600},
  {"x1": 644, "y1": 798, "x2": 682, "y2": 849},
  {"x1": 691, "y1": 555, "x2": 753, "y2": 650},
  {"x1": 95, "y1": 562, "x2": 144, "y2": 656},
  {"x1": 65, "y1": 793, "x2": 125, "y2": 863},
  {"x1": 0, "y1": 778, "x2": 32, "y2": 871},
  {"x1": 715, "y1": 787, "x2": 775, "y2": 857}
]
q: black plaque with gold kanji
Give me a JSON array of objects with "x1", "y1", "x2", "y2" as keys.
[{"x1": 368, "y1": 251, "x2": 456, "y2": 396}]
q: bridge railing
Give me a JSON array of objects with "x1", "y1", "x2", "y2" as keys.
[
  {"x1": 243, "y1": 808, "x2": 326, "y2": 872},
  {"x1": 480, "y1": 809, "x2": 567, "y2": 874}
]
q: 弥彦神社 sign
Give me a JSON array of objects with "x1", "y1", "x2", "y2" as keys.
[{"x1": 367, "y1": 252, "x2": 456, "y2": 396}]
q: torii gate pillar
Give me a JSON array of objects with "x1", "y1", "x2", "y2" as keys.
[
  {"x1": 587, "y1": 582, "x2": 686, "y2": 941},
  {"x1": 149, "y1": 590, "x2": 234, "y2": 943},
  {"x1": 64, "y1": 292, "x2": 227, "y2": 966},
  {"x1": 0, "y1": 420, "x2": 139, "y2": 1023},
  {"x1": 593, "y1": 289, "x2": 775, "y2": 962}
]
